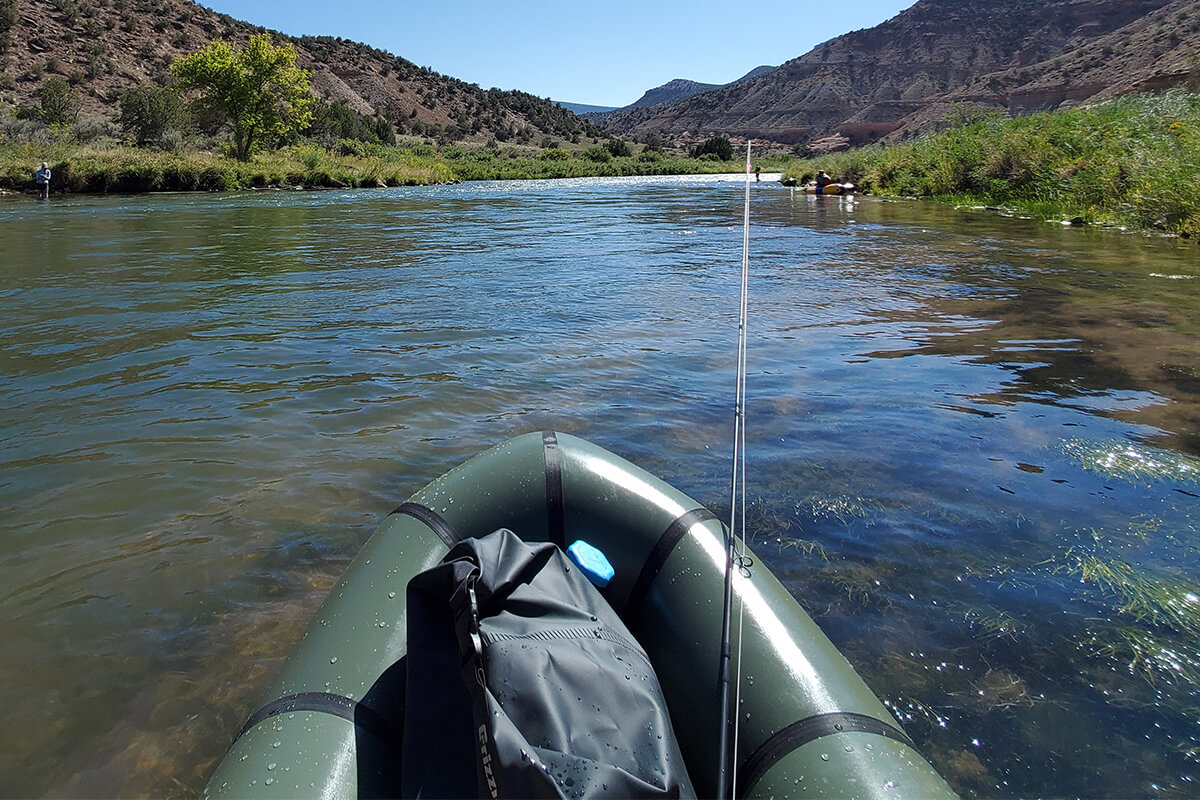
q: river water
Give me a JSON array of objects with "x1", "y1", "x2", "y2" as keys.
[{"x1": 1, "y1": 175, "x2": 1197, "y2": 797}]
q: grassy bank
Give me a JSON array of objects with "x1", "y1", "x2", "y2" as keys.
[
  {"x1": 0, "y1": 141, "x2": 456, "y2": 192},
  {"x1": 0, "y1": 138, "x2": 781, "y2": 194},
  {"x1": 783, "y1": 90, "x2": 1200, "y2": 238}
]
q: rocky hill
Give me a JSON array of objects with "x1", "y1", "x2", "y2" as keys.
[
  {"x1": 600, "y1": 0, "x2": 1199, "y2": 149},
  {"x1": 0, "y1": 0, "x2": 599, "y2": 145},
  {"x1": 585, "y1": 65, "x2": 778, "y2": 124}
]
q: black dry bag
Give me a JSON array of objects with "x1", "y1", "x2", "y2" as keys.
[{"x1": 401, "y1": 528, "x2": 696, "y2": 799}]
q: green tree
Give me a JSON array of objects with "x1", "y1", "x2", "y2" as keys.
[
  {"x1": 582, "y1": 145, "x2": 612, "y2": 163},
  {"x1": 38, "y1": 77, "x2": 81, "y2": 126},
  {"x1": 171, "y1": 33, "x2": 313, "y2": 161},
  {"x1": 690, "y1": 135, "x2": 733, "y2": 161},
  {"x1": 603, "y1": 137, "x2": 631, "y2": 157},
  {"x1": 118, "y1": 82, "x2": 187, "y2": 146}
]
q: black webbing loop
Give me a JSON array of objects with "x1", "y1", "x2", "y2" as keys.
[
  {"x1": 542, "y1": 431, "x2": 565, "y2": 549},
  {"x1": 737, "y1": 712, "x2": 915, "y2": 796},
  {"x1": 623, "y1": 507, "x2": 719, "y2": 618},
  {"x1": 391, "y1": 501, "x2": 461, "y2": 549},
  {"x1": 235, "y1": 691, "x2": 402, "y2": 750}
]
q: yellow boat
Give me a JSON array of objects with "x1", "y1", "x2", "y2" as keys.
[{"x1": 803, "y1": 182, "x2": 854, "y2": 195}]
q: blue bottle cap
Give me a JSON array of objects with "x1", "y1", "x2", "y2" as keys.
[{"x1": 566, "y1": 540, "x2": 615, "y2": 588}]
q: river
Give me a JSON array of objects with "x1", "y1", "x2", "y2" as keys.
[{"x1": 1, "y1": 175, "x2": 1197, "y2": 797}]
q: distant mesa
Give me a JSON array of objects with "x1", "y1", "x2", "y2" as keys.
[
  {"x1": 581, "y1": 65, "x2": 778, "y2": 122},
  {"x1": 555, "y1": 101, "x2": 620, "y2": 115}
]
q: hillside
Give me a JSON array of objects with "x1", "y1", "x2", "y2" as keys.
[
  {"x1": 583, "y1": 65, "x2": 778, "y2": 123},
  {"x1": 0, "y1": 0, "x2": 600, "y2": 146},
  {"x1": 600, "y1": 0, "x2": 1197, "y2": 148}
]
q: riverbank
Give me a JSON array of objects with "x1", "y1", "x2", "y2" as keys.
[
  {"x1": 0, "y1": 140, "x2": 783, "y2": 194},
  {"x1": 782, "y1": 89, "x2": 1200, "y2": 239}
]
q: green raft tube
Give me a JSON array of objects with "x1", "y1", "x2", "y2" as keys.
[{"x1": 206, "y1": 432, "x2": 956, "y2": 799}]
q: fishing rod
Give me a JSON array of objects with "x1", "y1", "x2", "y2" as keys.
[{"x1": 716, "y1": 142, "x2": 753, "y2": 800}]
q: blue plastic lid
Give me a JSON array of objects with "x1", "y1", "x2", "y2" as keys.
[{"x1": 566, "y1": 540, "x2": 615, "y2": 588}]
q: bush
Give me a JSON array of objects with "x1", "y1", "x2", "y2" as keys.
[
  {"x1": 537, "y1": 147, "x2": 570, "y2": 161},
  {"x1": 690, "y1": 135, "x2": 733, "y2": 161},
  {"x1": 604, "y1": 137, "x2": 631, "y2": 157},
  {"x1": 38, "y1": 77, "x2": 81, "y2": 126},
  {"x1": 582, "y1": 145, "x2": 611, "y2": 163},
  {"x1": 119, "y1": 83, "x2": 187, "y2": 147}
]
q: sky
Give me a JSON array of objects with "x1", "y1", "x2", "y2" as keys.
[{"x1": 200, "y1": 1, "x2": 919, "y2": 108}]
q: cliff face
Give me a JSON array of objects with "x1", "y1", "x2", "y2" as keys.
[
  {"x1": 601, "y1": 0, "x2": 1197, "y2": 147},
  {"x1": 0, "y1": 0, "x2": 595, "y2": 144}
]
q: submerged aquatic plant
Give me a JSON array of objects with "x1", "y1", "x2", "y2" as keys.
[
  {"x1": 822, "y1": 560, "x2": 896, "y2": 607},
  {"x1": 951, "y1": 668, "x2": 1043, "y2": 712},
  {"x1": 1069, "y1": 550, "x2": 1200, "y2": 638},
  {"x1": 1086, "y1": 626, "x2": 1200, "y2": 687},
  {"x1": 773, "y1": 536, "x2": 832, "y2": 561},
  {"x1": 1059, "y1": 438, "x2": 1200, "y2": 485},
  {"x1": 947, "y1": 601, "x2": 1028, "y2": 642}
]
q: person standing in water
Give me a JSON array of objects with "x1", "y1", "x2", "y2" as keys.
[{"x1": 34, "y1": 162, "x2": 51, "y2": 199}]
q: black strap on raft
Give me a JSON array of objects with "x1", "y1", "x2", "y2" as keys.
[
  {"x1": 624, "y1": 507, "x2": 720, "y2": 618},
  {"x1": 234, "y1": 691, "x2": 403, "y2": 751},
  {"x1": 736, "y1": 712, "x2": 915, "y2": 796},
  {"x1": 542, "y1": 431, "x2": 566, "y2": 549},
  {"x1": 391, "y1": 501, "x2": 461, "y2": 549}
]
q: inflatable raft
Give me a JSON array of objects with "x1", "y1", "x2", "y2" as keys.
[
  {"x1": 205, "y1": 432, "x2": 955, "y2": 798},
  {"x1": 803, "y1": 183, "x2": 854, "y2": 195}
]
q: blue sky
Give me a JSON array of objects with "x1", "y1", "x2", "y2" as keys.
[{"x1": 202, "y1": 1, "x2": 918, "y2": 108}]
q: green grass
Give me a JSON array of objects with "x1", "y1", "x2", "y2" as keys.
[
  {"x1": 0, "y1": 134, "x2": 772, "y2": 193},
  {"x1": 0, "y1": 140, "x2": 456, "y2": 192},
  {"x1": 782, "y1": 90, "x2": 1200, "y2": 238}
]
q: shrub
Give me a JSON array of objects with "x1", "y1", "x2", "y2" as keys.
[
  {"x1": 690, "y1": 135, "x2": 733, "y2": 161},
  {"x1": 604, "y1": 137, "x2": 631, "y2": 157},
  {"x1": 119, "y1": 82, "x2": 188, "y2": 146},
  {"x1": 582, "y1": 145, "x2": 611, "y2": 163},
  {"x1": 537, "y1": 147, "x2": 570, "y2": 161},
  {"x1": 38, "y1": 77, "x2": 81, "y2": 126}
]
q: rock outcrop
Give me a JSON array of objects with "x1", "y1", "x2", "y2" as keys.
[{"x1": 600, "y1": 0, "x2": 1199, "y2": 148}]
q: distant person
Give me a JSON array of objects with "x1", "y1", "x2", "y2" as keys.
[
  {"x1": 35, "y1": 162, "x2": 51, "y2": 199},
  {"x1": 754, "y1": 165, "x2": 761, "y2": 182},
  {"x1": 816, "y1": 171, "x2": 832, "y2": 188}
]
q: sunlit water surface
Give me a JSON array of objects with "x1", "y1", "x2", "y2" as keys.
[{"x1": 1, "y1": 175, "x2": 1198, "y2": 797}]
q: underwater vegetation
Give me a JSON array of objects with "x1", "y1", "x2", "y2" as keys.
[{"x1": 1060, "y1": 437, "x2": 1200, "y2": 486}]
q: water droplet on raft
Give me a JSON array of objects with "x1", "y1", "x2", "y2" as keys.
[
  {"x1": 272, "y1": 741, "x2": 281, "y2": 748},
  {"x1": 267, "y1": 763, "x2": 276, "y2": 771},
  {"x1": 388, "y1": 591, "x2": 396, "y2": 599},
  {"x1": 265, "y1": 778, "x2": 274, "y2": 786},
  {"x1": 330, "y1": 657, "x2": 338, "y2": 664},
  {"x1": 884, "y1": 780, "x2": 896, "y2": 791},
  {"x1": 821, "y1": 753, "x2": 830, "y2": 761}
]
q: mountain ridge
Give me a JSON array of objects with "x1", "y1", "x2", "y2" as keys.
[
  {"x1": 599, "y1": 0, "x2": 1200, "y2": 148},
  {"x1": 0, "y1": 0, "x2": 600, "y2": 146}
]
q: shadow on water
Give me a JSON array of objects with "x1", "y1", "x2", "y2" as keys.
[{"x1": 0, "y1": 179, "x2": 1197, "y2": 797}]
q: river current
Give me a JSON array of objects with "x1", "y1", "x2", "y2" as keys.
[{"x1": 1, "y1": 175, "x2": 1197, "y2": 797}]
